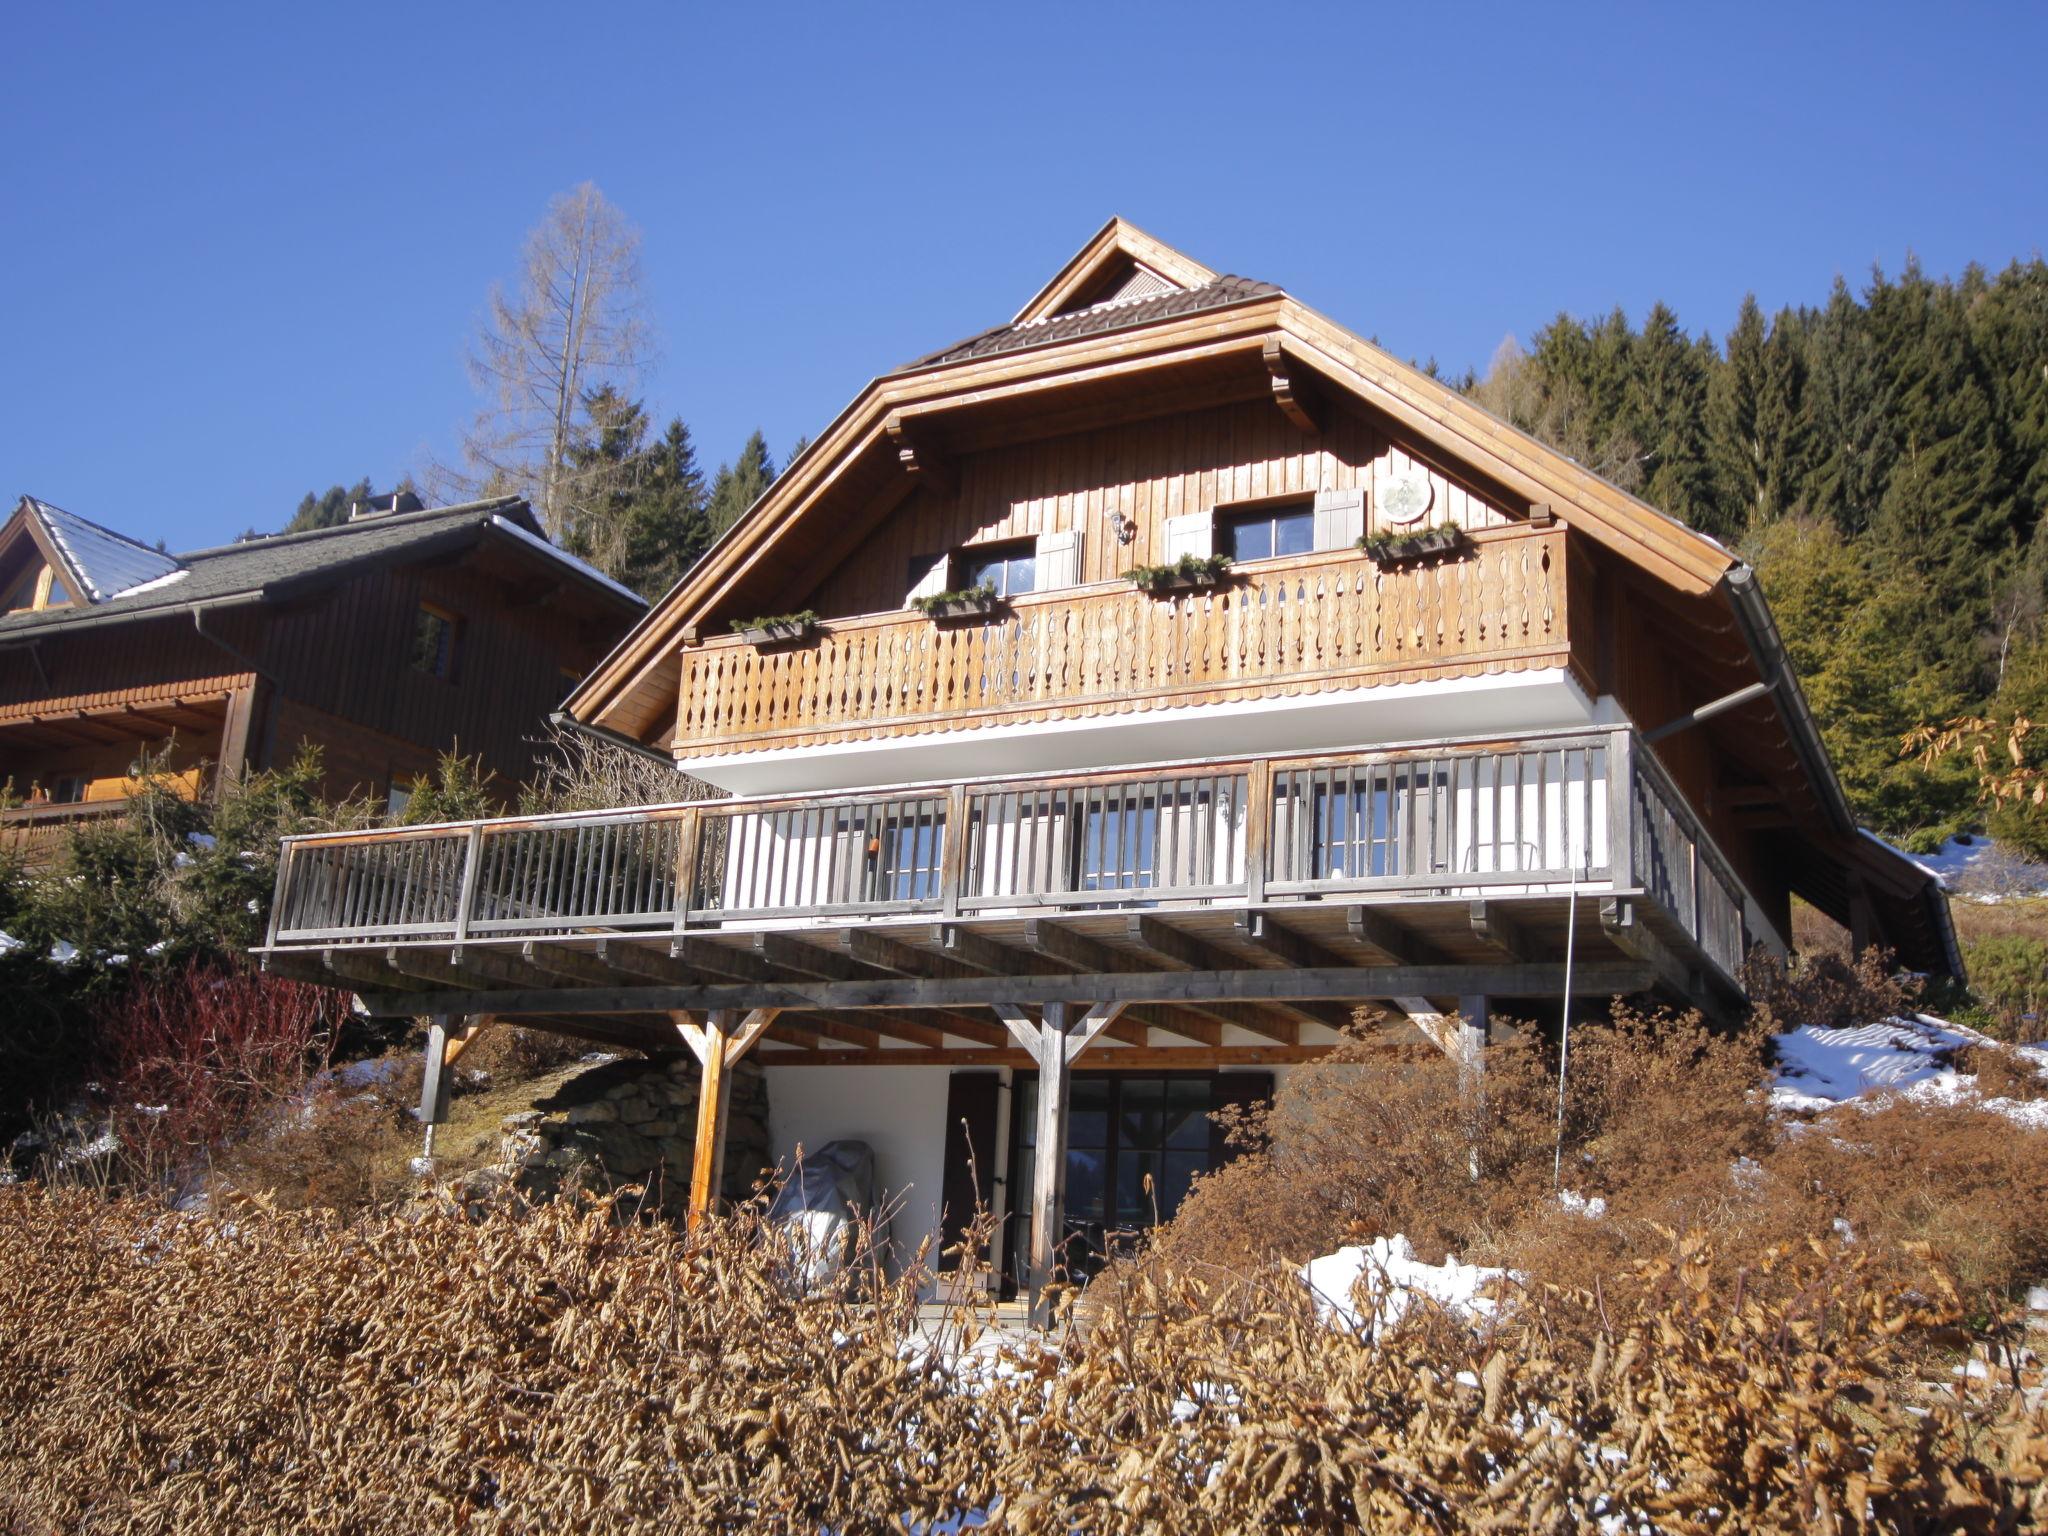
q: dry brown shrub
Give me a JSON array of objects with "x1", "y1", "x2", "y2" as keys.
[
  {"x1": 1955, "y1": 1040, "x2": 2048, "y2": 1102},
  {"x1": 211, "y1": 1060, "x2": 423, "y2": 1214},
  {"x1": 1160, "y1": 1004, "x2": 1772, "y2": 1284},
  {"x1": 0, "y1": 1187, "x2": 2041, "y2": 1533},
  {"x1": 456, "y1": 1020, "x2": 598, "y2": 1082},
  {"x1": 1747, "y1": 946, "x2": 1921, "y2": 1034}
]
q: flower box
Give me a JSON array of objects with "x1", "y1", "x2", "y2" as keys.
[
  {"x1": 730, "y1": 612, "x2": 819, "y2": 648},
  {"x1": 1124, "y1": 555, "x2": 1234, "y2": 596},
  {"x1": 911, "y1": 585, "x2": 1003, "y2": 621},
  {"x1": 1361, "y1": 525, "x2": 1466, "y2": 565}
]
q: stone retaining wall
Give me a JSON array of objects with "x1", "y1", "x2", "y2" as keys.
[{"x1": 467, "y1": 1056, "x2": 771, "y2": 1216}]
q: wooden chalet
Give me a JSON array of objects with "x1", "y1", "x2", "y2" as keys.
[
  {"x1": 0, "y1": 492, "x2": 644, "y2": 857},
  {"x1": 252, "y1": 221, "x2": 1962, "y2": 1307}
]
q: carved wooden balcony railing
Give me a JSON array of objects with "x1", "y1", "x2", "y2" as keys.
[
  {"x1": 263, "y1": 727, "x2": 1756, "y2": 986},
  {"x1": 672, "y1": 524, "x2": 1569, "y2": 758}
]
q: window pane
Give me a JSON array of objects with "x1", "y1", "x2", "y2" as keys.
[
  {"x1": 1115, "y1": 1151, "x2": 1161, "y2": 1225},
  {"x1": 1274, "y1": 508, "x2": 1315, "y2": 556},
  {"x1": 1120, "y1": 1076, "x2": 1167, "y2": 1150},
  {"x1": 1066, "y1": 1149, "x2": 1106, "y2": 1220},
  {"x1": 44, "y1": 574, "x2": 71, "y2": 605},
  {"x1": 1003, "y1": 552, "x2": 1036, "y2": 596},
  {"x1": 1223, "y1": 516, "x2": 1272, "y2": 562},
  {"x1": 1165, "y1": 1079, "x2": 1210, "y2": 1148},
  {"x1": 1068, "y1": 1077, "x2": 1110, "y2": 1148},
  {"x1": 1161, "y1": 1151, "x2": 1208, "y2": 1218}
]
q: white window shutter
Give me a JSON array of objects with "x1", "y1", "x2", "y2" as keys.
[
  {"x1": 1036, "y1": 527, "x2": 1083, "y2": 589},
  {"x1": 905, "y1": 551, "x2": 949, "y2": 607},
  {"x1": 1313, "y1": 488, "x2": 1365, "y2": 551},
  {"x1": 1162, "y1": 511, "x2": 1214, "y2": 563}
]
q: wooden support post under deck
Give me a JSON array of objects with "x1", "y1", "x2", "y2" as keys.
[
  {"x1": 675, "y1": 1007, "x2": 779, "y2": 1231},
  {"x1": 417, "y1": 1016, "x2": 456, "y2": 1126},
  {"x1": 997, "y1": 998, "x2": 1124, "y2": 1322}
]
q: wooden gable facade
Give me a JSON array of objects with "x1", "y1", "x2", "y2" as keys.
[{"x1": 252, "y1": 222, "x2": 1960, "y2": 1308}]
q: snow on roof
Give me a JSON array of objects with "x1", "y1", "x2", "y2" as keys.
[
  {"x1": 489, "y1": 514, "x2": 645, "y2": 607},
  {"x1": 26, "y1": 497, "x2": 184, "y2": 601}
]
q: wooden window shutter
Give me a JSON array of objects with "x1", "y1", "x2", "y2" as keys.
[
  {"x1": 1209, "y1": 1071, "x2": 1274, "y2": 1164},
  {"x1": 1035, "y1": 527, "x2": 1083, "y2": 590},
  {"x1": 1161, "y1": 511, "x2": 1213, "y2": 563},
  {"x1": 939, "y1": 1071, "x2": 1003, "y2": 1272},
  {"x1": 1313, "y1": 488, "x2": 1365, "y2": 552},
  {"x1": 905, "y1": 551, "x2": 950, "y2": 607}
]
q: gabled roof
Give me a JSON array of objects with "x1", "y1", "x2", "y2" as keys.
[
  {"x1": 560, "y1": 218, "x2": 1958, "y2": 977},
  {"x1": 12, "y1": 496, "x2": 183, "y2": 602},
  {"x1": 0, "y1": 495, "x2": 643, "y2": 637}
]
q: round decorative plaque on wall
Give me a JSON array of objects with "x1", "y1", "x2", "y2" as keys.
[{"x1": 1376, "y1": 466, "x2": 1435, "y2": 526}]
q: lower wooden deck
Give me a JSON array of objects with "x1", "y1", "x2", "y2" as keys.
[{"x1": 258, "y1": 887, "x2": 1718, "y2": 1065}]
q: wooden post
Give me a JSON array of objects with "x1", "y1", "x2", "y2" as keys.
[
  {"x1": 416, "y1": 1014, "x2": 457, "y2": 1126},
  {"x1": 996, "y1": 999, "x2": 1125, "y2": 1322},
  {"x1": 1243, "y1": 759, "x2": 1271, "y2": 905},
  {"x1": 688, "y1": 1011, "x2": 731, "y2": 1230},
  {"x1": 675, "y1": 1007, "x2": 779, "y2": 1231},
  {"x1": 1030, "y1": 1001, "x2": 1072, "y2": 1315}
]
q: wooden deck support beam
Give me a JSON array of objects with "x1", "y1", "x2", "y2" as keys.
[
  {"x1": 673, "y1": 1007, "x2": 778, "y2": 1230},
  {"x1": 995, "y1": 998, "x2": 1126, "y2": 1321}
]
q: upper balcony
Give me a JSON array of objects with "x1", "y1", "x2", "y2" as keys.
[{"x1": 672, "y1": 523, "x2": 1574, "y2": 785}]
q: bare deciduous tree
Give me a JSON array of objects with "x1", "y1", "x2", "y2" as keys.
[{"x1": 460, "y1": 183, "x2": 653, "y2": 537}]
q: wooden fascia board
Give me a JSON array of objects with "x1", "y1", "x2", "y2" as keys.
[
  {"x1": 1011, "y1": 217, "x2": 1219, "y2": 326},
  {"x1": 1274, "y1": 306, "x2": 1735, "y2": 596}
]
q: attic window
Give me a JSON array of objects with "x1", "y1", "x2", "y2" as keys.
[
  {"x1": 3, "y1": 563, "x2": 72, "y2": 613},
  {"x1": 1046, "y1": 264, "x2": 1183, "y2": 323},
  {"x1": 410, "y1": 603, "x2": 459, "y2": 679}
]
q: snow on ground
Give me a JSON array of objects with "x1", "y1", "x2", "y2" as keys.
[
  {"x1": 1891, "y1": 832, "x2": 2048, "y2": 899},
  {"x1": 1302, "y1": 1234, "x2": 1510, "y2": 1333},
  {"x1": 1771, "y1": 1012, "x2": 2048, "y2": 1128}
]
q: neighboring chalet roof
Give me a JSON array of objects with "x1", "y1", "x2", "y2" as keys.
[
  {"x1": 564, "y1": 216, "x2": 1960, "y2": 978},
  {"x1": 22, "y1": 498, "x2": 184, "y2": 601},
  {"x1": 0, "y1": 495, "x2": 645, "y2": 638}
]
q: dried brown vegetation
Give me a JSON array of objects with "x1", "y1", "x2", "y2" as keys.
[{"x1": 1, "y1": 1187, "x2": 2043, "y2": 1534}]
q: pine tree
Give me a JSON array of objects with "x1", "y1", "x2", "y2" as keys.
[
  {"x1": 1627, "y1": 302, "x2": 1716, "y2": 531},
  {"x1": 285, "y1": 478, "x2": 374, "y2": 534},
  {"x1": 707, "y1": 431, "x2": 778, "y2": 536},
  {"x1": 560, "y1": 387, "x2": 714, "y2": 600}
]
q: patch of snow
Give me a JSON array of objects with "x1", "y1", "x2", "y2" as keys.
[
  {"x1": 328, "y1": 1057, "x2": 405, "y2": 1089},
  {"x1": 1557, "y1": 1189, "x2": 1606, "y2": 1219},
  {"x1": 116, "y1": 566, "x2": 191, "y2": 598},
  {"x1": 185, "y1": 831, "x2": 217, "y2": 849},
  {"x1": 0, "y1": 931, "x2": 21, "y2": 955},
  {"x1": 48, "y1": 940, "x2": 78, "y2": 964},
  {"x1": 245, "y1": 899, "x2": 260, "y2": 913},
  {"x1": 145, "y1": 940, "x2": 166, "y2": 956},
  {"x1": 104, "y1": 953, "x2": 127, "y2": 966},
  {"x1": 490, "y1": 514, "x2": 645, "y2": 606},
  {"x1": 1897, "y1": 833, "x2": 2048, "y2": 900},
  {"x1": 2027, "y1": 1286, "x2": 2048, "y2": 1313},
  {"x1": 1772, "y1": 1012, "x2": 2048, "y2": 1130},
  {"x1": 1302, "y1": 1234, "x2": 1510, "y2": 1333}
]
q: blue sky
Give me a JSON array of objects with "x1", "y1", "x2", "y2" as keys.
[{"x1": 6, "y1": 2, "x2": 2045, "y2": 552}]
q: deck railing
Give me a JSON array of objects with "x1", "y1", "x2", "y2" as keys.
[
  {"x1": 673, "y1": 525, "x2": 1568, "y2": 758},
  {"x1": 265, "y1": 727, "x2": 1758, "y2": 984}
]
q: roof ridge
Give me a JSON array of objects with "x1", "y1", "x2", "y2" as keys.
[
  {"x1": 23, "y1": 495, "x2": 168, "y2": 560},
  {"x1": 174, "y1": 494, "x2": 528, "y2": 562}
]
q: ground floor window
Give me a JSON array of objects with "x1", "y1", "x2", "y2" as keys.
[{"x1": 1000, "y1": 1070, "x2": 1269, "y2": 1291}]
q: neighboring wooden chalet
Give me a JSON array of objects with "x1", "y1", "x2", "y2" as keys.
[
  {"x1": 254, "y1": 221, "x2": 1961, "y2": 1308},
  {"x1": 0, "y1": 492, "x2": 644, "y2": 856}
]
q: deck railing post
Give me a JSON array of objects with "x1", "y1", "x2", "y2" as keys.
[
  {"x1": 1243, "y1": 759, "x2": 1271, "y2": 905},
  {"x1": 264, "y1": 840, "x2": 295, "y2": 946},
  {"x1": 940, "y1": 783, "x2": 970, "y2": 917},
  {"x1": 672, "y1": 807, "x2": 703, "y2": 933},
  {"x1": 1606, "y1": 730, "x2": 1635, "y2": 893},
  {"x1": 451, "y1": 825, "x2": 483, "y2": 944}
]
